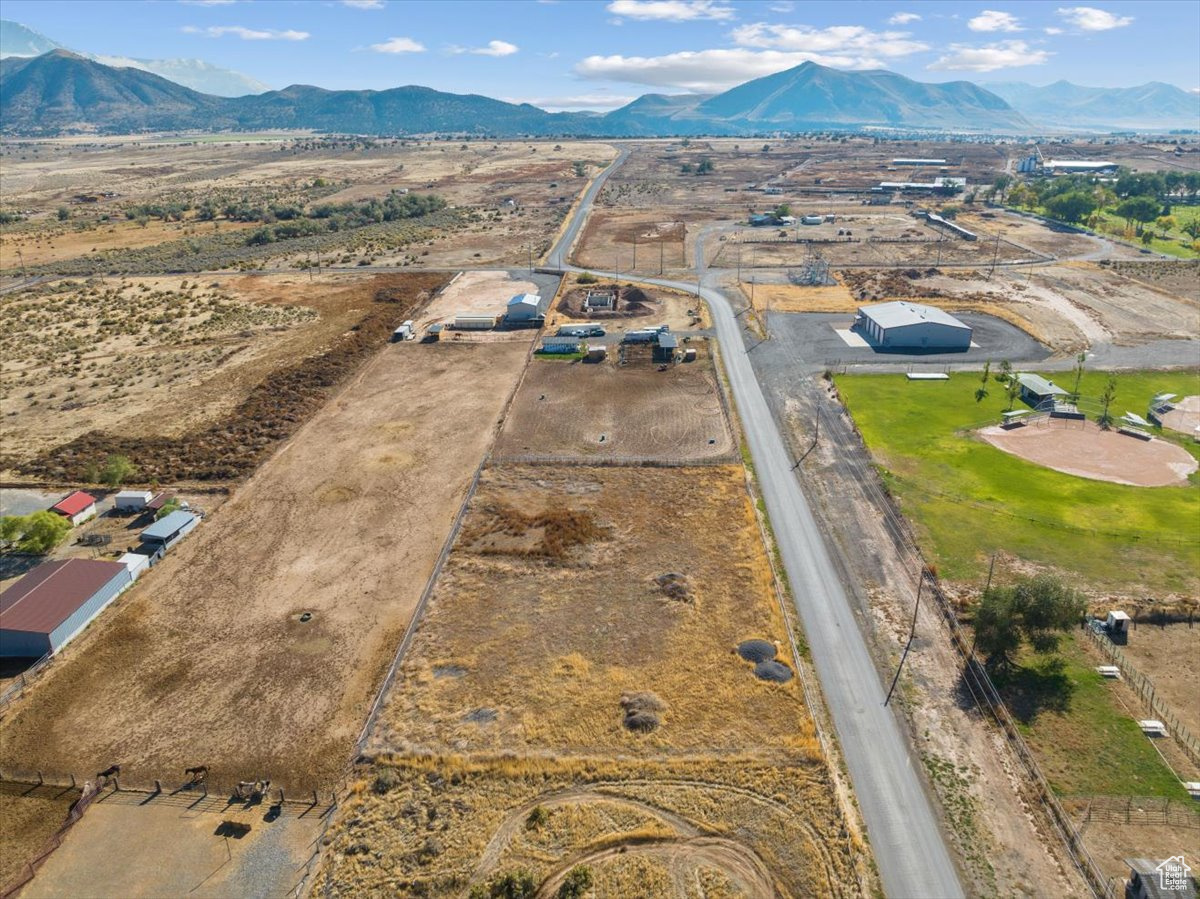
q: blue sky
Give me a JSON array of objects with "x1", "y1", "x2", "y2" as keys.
[{"x1": 5, "y1": 0, "x2": 1196, "y2": 107}]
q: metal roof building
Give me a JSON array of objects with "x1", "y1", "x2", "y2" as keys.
[
  {"x1": 50, "y1": 491, "x2": 98, "y2": 527},
  {"x1": 854, "y1": 302, "x2": 972, "y2": 351},
  {"x1": 0, "y1": 559, "x2": 132, "y2": 657},
  {"x1": 1016, "y1": 373, "x2": 1068, "y2": 406},
  {"x1": 505, "y1": 293, "x2": 544, "y2": 323},
  {"x1": 140, "y1": 510, "x2": 199, "y2": 551}
]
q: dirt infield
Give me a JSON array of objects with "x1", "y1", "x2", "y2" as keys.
[
  {"x1": 1161, "y1": 395, "x2": 1200, "y2": 437},
  {"x1": 979, "y1": 419, "x2": 1198, "y2": 487},
  {"x1": 492, "y1": 345, "x2": 733, "y2": 462},
  {"x1": 0, "y1": 337, "x2": 532, "y2": 791}
]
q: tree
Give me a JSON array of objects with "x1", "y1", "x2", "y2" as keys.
[
  {"x1": 973, "y1": 575, "x2": 1086, "y2": 672},
  {"x1": 100, "y1": 454, "x2": 136, "y2": 487},
  {"x1": 1070, "y1": 351, "x2": 1086, "y2": 399},
  {"x1": 557, "y1": 866, "x2": 594, "y2": 899},
  {"x1": 1043, "y1": 191, "x2": 1096, "y2": 224},
  {"x1": 469, "y1": 870, "x2": 537, "y2": 899},
  {"x1": 774, "y1": 203, "x2": 792, "y2": 218},
  {"x1": 1154, "y1": 215, "x2": 1176, "y2": 238},
  {"x1": 1115, "y1": 196, "x2": 1160, "y2": 229},
  {"x1": 696, "y1": 156, "x2": 714, "y2": 174},
  {"x1": 1183, "y1": 220, "x2": 1200, "y2": 241},
  {"x1": 975, "y1": 361, "x2": 991, "y2": 402},
  {"x1": 992, "y1": 174, "x2": 1012, "y2": 201},
  {"x1": 572, "y1": 161, "x2": 586, "y2": 178},
  {"x1": 0, "y1": 511, "x2": 72, "y2": 555},
  {"x1": 56, "y1": 206, "x2": 70, "y2": 221},
  {"x1": 679, "y1": 162, "x2": 693, "y2": 174},
  {"x1": 1098, "y1": 375, "x2": 1117, "y2": 429},
  {"x1": 1004, "y1": 372, "x2": 1021, "y2": 412}
]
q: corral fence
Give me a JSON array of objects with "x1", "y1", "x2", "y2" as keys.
[
  {"x1": 0, "y1": 651, "x2": 52, "y2": 712},
  {"x1": 814, "y1": 397, "x2": 1120, "y2": 899},
  {"x1": 487, "y1": 452, "x2": 738, "y2": 467},
  {"x1": 0, "y1": 770, "x2": 336, "y2": 899},
  {"x1": 1081, "y1": 624, "x2": 1200, "y2": 768},
  {"x1": 1063, "y1": 794, "x2": 1200, "y2": 830}
]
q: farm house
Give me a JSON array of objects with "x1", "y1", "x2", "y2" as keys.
[
  {"x1": 49, "y1": 491, "x2": 97, "y2": 527},
  {"x1": 853, "y1": 301, "x2": 972, "y2": 351},
  {"x1": 140, "y1": 510, "x2": 199, "y2": 552},
  {"x1": 0, "y1": 559, "x2": 132, "y2": 657}
]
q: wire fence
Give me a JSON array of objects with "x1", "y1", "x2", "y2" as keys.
[
  {"x1": 487, "y1": 452, "x2": 737, "y2": 467},
  {"x1": 813, "y1": 396, "x2": 1120, "y2": 899},
  {"x1": 1062, "y1": 794, "x2": 1200, "y2": 830},
  {"x1": 0, "y1": 652, "x2": 53, "y2": 712},
  {"x1": 1080, "y1": 625, "x2": 1200, "y2": 768}
]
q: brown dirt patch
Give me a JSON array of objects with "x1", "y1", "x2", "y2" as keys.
[
  {"x1": 979, "y1": 419, "x2": 1198, "y2": 487},
  {"x1": 553, "y1": 273, "x2": 708, "y2": 330},
  {"x1": 1112, "y1": 623, "x2": 1200, "y2": 738},
  {"x1": 493, "y1": 344, "x2": 733, "y2": 462},
  {"x1": 0, "y1": 337, "x2": 532, "y2": 791},
  {"x1": 0, "y1": 784, "x2": 79, "y2": 891}
]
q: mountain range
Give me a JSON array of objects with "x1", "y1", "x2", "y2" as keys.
[
  {"x1": 985, "y1": 80, "x2": 1199, "y2": 132},
  {"x1": 0, "y1": 19, "x2": 269, "y2": 97},
  {"x1": 1, "y1": 48, "x2": 1197, "y2": 138}
]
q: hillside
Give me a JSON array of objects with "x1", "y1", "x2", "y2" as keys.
[{"x1": 987, "y1": 80, "x2": 1200, "y2": 131}]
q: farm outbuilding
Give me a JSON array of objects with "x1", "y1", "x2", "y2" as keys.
[
  {"x1": 140, "y1": 510, "x2": 199, "y2": 552},
  {"x1": 50, "y1": 491, "x2": 98, "y2": 527},
  {"x1": 113, "y1": 490, "x2": 153, "y2": 512},
  {"x1": 1016, "y1": 373, "x2": 1069, "y2": 407},
  {"x1": 118, "y1": 551, "x2": 152, "y2": 581},
  {"x1": 454, "y1": 313, "x2": 498, "y2": 331},
  {"x1": 505, "y1": 293, "x2": 544, "y2": 324},
  {"x1": 0, "y1": 559, "x2": 132, "y2": 658},
  {"x1": 853, "y1": 302, "x2": 972, "y2": 351},
  {"x1": 654, "y1": 333, "x2": 680, "y2": 362}
]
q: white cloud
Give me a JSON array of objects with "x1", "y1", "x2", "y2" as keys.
[
  {"x1": 769, "y1": 1, "x2": 794, "y2": 12},
  {"x1": 928, "y1": 40, "x2": 1049, "y2": 72},
  {"x1": 577, "y1": 48, "x2": 898, "y2": 92},
  {"x1": 504, "y1": 93, "x2": 639, "y2": 111},
  {"x1": 182, "y1": 25, "x2": 309, "y2": 40},
  {"x1": 342, "y1": 0, "x2": 385, "y2": 8},
  {"x1": 1056, "y1": 6, "x2": 1133, "y2": 31},
  {"x1": 1044, "y1": 26, "x2": 1064, "y2": 34},
  {"x1": 449, "y1": 40, "x2": 519, "y2": 57},
  {"x1": 968, "y1": 10, "x2": 1023, "y2": 32},
  {"x1": 888, "y1": 12, "x2": 921, "y2": 25},
  {"x1": 606, "y1": 0, "x2": 735, "y2": 23},
  {"x1": 730, "y1": 23, "x2": 928, "y2": 58},
  {"x1": 369, "y1": 36, "x2": 426, "y2": 53}
]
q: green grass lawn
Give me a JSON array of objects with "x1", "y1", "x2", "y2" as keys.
[
  {"x1": 836, "y1": 370, "x2": 1200, "y2": 592},
  {"x1": 1091, "y1": 210, "x2": 1200, "y2": 259},
  {"x1": 1003, "y1": 635, "x2": 1189, "y2": 800}
]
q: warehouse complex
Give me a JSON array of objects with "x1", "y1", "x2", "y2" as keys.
[
  {"x1": 854, "y1": 301, "x2": 973, "y2": 351},
  {"x1": 0, "y1": 559, "x2": 132, "y2": 658}
]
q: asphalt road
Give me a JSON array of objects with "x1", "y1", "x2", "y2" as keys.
[
  {"x1": 545, "y1": 148, "x2": 629, "y2": 270},
  {"x1": 552, "y1": 151, "x2": 965, "y2": 898}
]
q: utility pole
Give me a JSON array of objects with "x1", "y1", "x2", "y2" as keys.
[
  {"x1": 737, "y1": 243, "x2": 742, "y2": 282},
  {"x1": 884, "y1": 568, "x2": 924, "y2": 706},
  {"x1": 632, "y1": 232, "x2": 637, "y2": 272},
  {"x1": 528, "y1": 242, "x2": 533, "y2": 274},
  {"x1": 987, "y1": 233, "x2": 1000, "y2": 280},
  {"x1": 659, "y1": 237, "x2": 664, "y2": 275}
]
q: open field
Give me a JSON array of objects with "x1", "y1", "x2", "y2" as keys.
[
  {"x1": 835, "y1": 370, "x2": 1200, "y2": 593},
  {"x1": 0, "y1": 337, "x2": 532, "y2": 791},
  {"x1": 493, "y1": 344, "x2": 733, "y2": 462},
  {"x1": 15, "y1": 789, "x2": 325, "y2": 899},
  {"x1": 371, "y1": 465, "x2": 814, "y2": 758},
  {"x1": 320, "y1": 756, "x2": 864, "y2": 899},
  {"x1": 0, "y1": 273, "x2": 452, "y2": 470},
  {"x1": 551, "y1": 273, "x2": 708, "y2": 331},
  {"x1": 328, "y1": 462, "x2": 867, "y2": 897}
]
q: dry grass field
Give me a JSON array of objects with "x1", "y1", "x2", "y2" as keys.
[
  {"x1": 493, "y1": 345, "x2": 733, "y2": 462},
  {"x1": 322, "y1": 464, "x2": 867, "y2": 897},
  {"x1": 0, "y1": 783, "x2": 78, "y2": 892},
  {"x1": 0, "y1": 272, "x2": 452, "y2": 469},
  {"x1": 371, "y1": 465, "x2": 816, "y2": 759},
  {"x1": 0, "y1": 337, "x2": 532, "y2": 791}
]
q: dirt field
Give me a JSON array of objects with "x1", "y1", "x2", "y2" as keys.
[
  {"x1": 0, "y1": 783, "x2": 78, "y2": 892},
  {"x1": 1113, "y1": 623, "x2": 1200, "y2": 738},
  {"x1": 493, "y1": 346, "x2": 733, "y2": 462},
  {"x1": 370, "y1": 465, "x2": 813, "y2": 759},
  {"x1": 551, "y1": 274, "x2": 708, "y2": 331},
  {"x1": 17, "y1": 789, "x2": 325, "y2": 899},
  {"x1": 421, "y1": 270, "x2": 542, "y2": 328},
  {"x1": 1161, "y1": 395, "x2": 1200, "y2": 436},
  {"x1": 0, "y1": 337, "x2": 532, "y2": 791},
  {"x1": 979, "y1": 419, "x2": 1198, "y2": 487}
]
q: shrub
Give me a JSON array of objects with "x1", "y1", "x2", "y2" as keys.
[
  {"x1": 557, "y1": 866, "x2": 593, "y2": 899},
  {"x1": 0, "y1": 511, "x2": 72, "y2": 554}
]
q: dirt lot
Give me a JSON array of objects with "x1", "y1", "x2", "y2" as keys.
[
  {"x1": 0, "y1": 337, "x2": 532, "y2": 791},
  {"x1": 1113, "y1": 623, "x2": 1200, "y2": 738},
  {"x1": 493, "y1": 344, "x2": 733, "y2": 462},
  {"x1": 1162, "y1": 395, "x2": 1200, "y2": 436},
  {"x1": 550, "y1": 274, "x2": 708, "y2": 332},
  {"x1": 18, "y1": 789, "x2": 325, "y2": 899},
  {"x1": 370, "y1": 465, "x2": 814, "y2": 759},
  {"x1": 421, "y1": 270, "x2": 542, "y2": 327},
  {"x1": 979, "y1": 419, "x2": 1198, "y2": 487},
  {"x1": 1105, "y1": 259, "x2": 1200, "y2": 302}
]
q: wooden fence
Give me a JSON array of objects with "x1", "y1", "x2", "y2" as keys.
[{"x1": 1081, "y1": 625, "x2": 1200, "y2": 768}]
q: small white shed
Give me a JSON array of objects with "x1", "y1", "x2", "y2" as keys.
[
  {"x1": 1106, "y1": 610, "x2": 1130, "y2": 637},
  {"x1": 118, "y1": 552, "x2": 152, "y2": 581},
  {"x1": 114, "y1": 490, "x2": 154, "y2": 512}
]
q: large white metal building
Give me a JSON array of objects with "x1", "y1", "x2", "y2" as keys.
[
  {"x1": 504, "y1": 293, "x2": 543, "y2": 324},
  {"x1": 854, "y1": 301, "x2": 973, "y2": 351}
]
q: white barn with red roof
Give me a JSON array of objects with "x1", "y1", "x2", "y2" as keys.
[{"x1": 49, "y1": 490, "x2": 98, "y2": 527}]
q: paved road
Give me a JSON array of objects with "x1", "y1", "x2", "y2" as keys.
[
  {"x1": 546, "y1": 148, "x2": 629, "y2": 270},
  {"x1": 553, "y1": 152, "x2": 964, "y2": 898}
]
